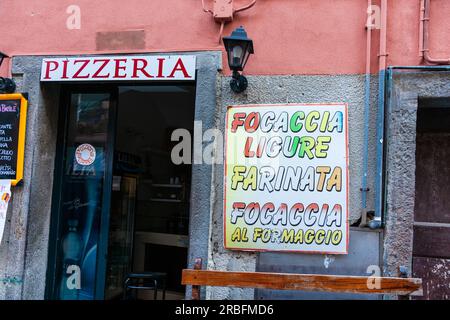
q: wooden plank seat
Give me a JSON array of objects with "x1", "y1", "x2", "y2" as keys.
[{"x1": 182, "y1": 258, "x2": 423, "y2": 300}]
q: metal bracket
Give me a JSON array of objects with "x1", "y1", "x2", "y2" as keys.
[
  {"x1": 0, "y1": 77, "x2": 16, "y2": 94},
  {"x1": 399, "y1": 266, "x2": 409, "y2": 278}
]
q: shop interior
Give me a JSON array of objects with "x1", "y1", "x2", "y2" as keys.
[{"x1": 104, "y1": 85, "x2": 195, "y2": 300}]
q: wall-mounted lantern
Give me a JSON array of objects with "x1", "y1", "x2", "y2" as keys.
[
  {"x1": 223, "y1": 26, "x2": 254, "y2": 93},
  {"x1": 0, "y1": 52, "x2": 16, "y2": 94}
]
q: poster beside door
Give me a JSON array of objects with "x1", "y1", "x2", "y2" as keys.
[{"x1": 224, "y1": 103, "x2": 349, "y2": 254}]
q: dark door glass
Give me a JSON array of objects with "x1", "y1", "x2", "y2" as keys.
[
  {"x1": 104, "y1": 175, "x2": 136, "y2": 299},
  {"x1": 55, "y1": 93, "x2": 112, "y2": 300}
]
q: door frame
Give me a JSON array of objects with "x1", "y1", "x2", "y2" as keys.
[
  {"x1": 45, "y1": 81, "x2": 199, "y2": 299},
  {"x1": 383, "y1": 69, "x2": 450, "y2": 281}
]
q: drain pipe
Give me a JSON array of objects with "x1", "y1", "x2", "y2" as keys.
[
  {"x1": 420, "y1": 0, "x2": 450, "y2": 65},
  {"x1": 370, "y1": 0, "x2": 388, "y2": 229},
  {"x1": 360, "y1": 0, "x2": 373, "y2": 227}
]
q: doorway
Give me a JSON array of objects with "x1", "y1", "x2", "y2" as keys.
[
  {"x1": 47, "y1": 83, "x2": 196, "y2": 300},
  {"x1": 413, "y1": 98, "x2": 450, "y2": 300}
]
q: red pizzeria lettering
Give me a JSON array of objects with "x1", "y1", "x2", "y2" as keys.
[
  {"x1": 72, "y1": 59, "x2": 91, "y2": 79},
  {"x1": 132, "y1": 58, "x2": 153, "y2": 79},
  {"x1": 167, "y1": 57, "x2": 192, "y2": 78},
  {"x1": 43, "y1": 60, "x2": 59, "y2": 79},
  {"x1": 61, "y1": 60, "x2": 69, "y2": 79},
  {"x1": 92, "y1": 59, "x2": 111, "y2": 79},
  {"x1": 157, "y1": 58, "x2": 165, "y2": 78},
  {"x1": 113, "y1": 59, "x2": 127, "y2": 78}
]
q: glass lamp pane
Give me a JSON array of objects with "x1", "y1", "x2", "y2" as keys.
[
  {"x1": 240, "y1": 42, "x2": 251, "y2": 69},
  {"x1": 228, "y1": 44, "x2": 243, "y2": 70},
  {"x1": 241, "y1": 50, "x2": 251, "y2": 69},
  {"x1": 232, "y1": 45, "x2": 243, "y2": 61}
]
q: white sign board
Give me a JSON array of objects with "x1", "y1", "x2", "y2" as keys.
[
  {"x1": 224, "y1": 104, "x2": 349, "y2": 254},
  {"x1": 41, "y1": 55, "x2": 196, "y2": 82}
]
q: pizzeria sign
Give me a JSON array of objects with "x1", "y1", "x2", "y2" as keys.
[{"x1": 40, "y1": 55, "x2": 196, "y2": 82}]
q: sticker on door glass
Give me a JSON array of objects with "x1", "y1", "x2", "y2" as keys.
[{"x1": 75, "y1": 144, "x2": 96, "y2": 166}]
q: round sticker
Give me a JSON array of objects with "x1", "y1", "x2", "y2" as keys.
[{"x1": 75, "y1": 144, "x2": 96, "y2": 166}]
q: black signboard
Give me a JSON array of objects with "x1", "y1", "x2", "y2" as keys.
[{"x1": 0, "y1": 93, "x2": 28, "y2": 185}]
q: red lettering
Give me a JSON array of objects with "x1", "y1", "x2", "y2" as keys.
[
  {"x1": 244, "y1": 137, "x2": 255, "y2": 158},
  {"x1": 92, "y1": 59, "x2": 111, "y2": 79},
  {"x1": 233, "y1": 202, "x2": 246, "y2": 211},
  {"x1": 156, "y1": 58, "x2": 165, "y2": 78},
  {"x1": 243, "y1": 136, "x2": 266, "y2": 158},
  {"x1": 247, "y1": 202, "x2": 261, "y2": 214},
  {"x1": 43, "y1": 61, "x2": 59, "y2": 79},
  {"x1": 132, "y1": 58, "x2": 153, "y2": 78},
  {"x1": 61, "y1": 60, "x2": 69, "y2": 79},
  {"x1": 256, "y1": 137, "x2": 266, "y2": 158},
  {"x1": 245, "y1": 112, "x2": 260, "y2": 133},
  {"x1": 114, "y1": 59, "x2": 127, "y2": 78},
  {"x1": 167, "y1": 57, "x2": 191, "y2": 78},
  {"x1": 72, "y1": 59, "x2": 91, "y2": 79},
  {"x1": 261, "y1": 203, "x2": 276, "y2": 217},
  {"x1": 231, "y1": 112, "x2": 246, "y2": 133},
  {"x1": 290, "y1": 203, "x2": 305, "y2": 214}
]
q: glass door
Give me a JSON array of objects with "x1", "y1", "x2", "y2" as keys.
[
  {"x1": 48, "y1": 89, "x2": 116, "y2": 300},
  {"x1": 104, "y1": 175, "x2": 136, "y2": 299}
]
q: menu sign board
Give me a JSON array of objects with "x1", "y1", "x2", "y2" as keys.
[
  {"x1": 224, "y1": 104, "x2": 349, "y2": 254},
  {"x1": 0, "y1": 94, "x2": 28, "y2": 186}
]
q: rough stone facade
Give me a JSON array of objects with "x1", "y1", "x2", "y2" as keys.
[{"x1": 0, "y1": 56, "x2": 61, "y2": 300}]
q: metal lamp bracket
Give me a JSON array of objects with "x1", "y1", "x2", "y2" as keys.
[
  {"x1": 230, "y1": 70, "x2": 248, "y2": 93},
  {"x1": 0, "y1": 77, "x2": 16, "y2": 94}
]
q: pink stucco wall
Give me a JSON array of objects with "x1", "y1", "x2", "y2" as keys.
[{"x1": 0, "y1": 0, "x2": 449, "y2": 75}]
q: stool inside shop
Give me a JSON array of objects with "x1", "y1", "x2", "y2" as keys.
[{"x1": 123, "y1": 272, "x2": 167, "y2": 300}]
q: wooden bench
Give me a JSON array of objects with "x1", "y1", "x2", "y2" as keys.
[{"x1": 182, "y1": 258, "x2": 423, "y2": 300}]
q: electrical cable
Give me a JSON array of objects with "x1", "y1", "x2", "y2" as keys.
[{"x1": 234, "y1": 0, "x2": 256, "y2": 13}]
